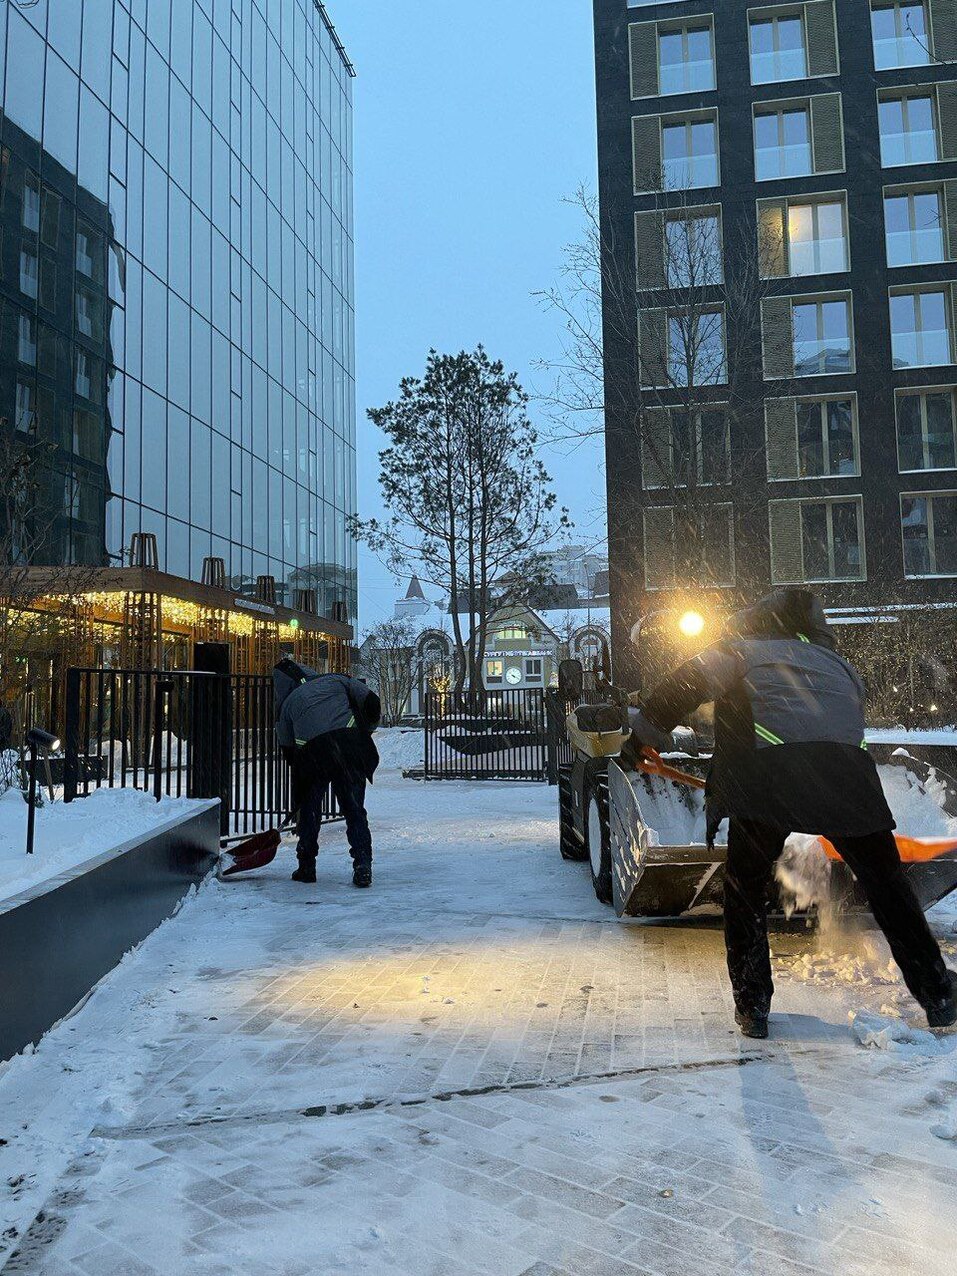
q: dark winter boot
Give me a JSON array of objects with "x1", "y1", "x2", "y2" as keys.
[
  {"x1": 926, "y1": 971, "x2": 957, "y2": 1029},
  {"x1": 735, "y1": 1008, "x2": 769, "y2": 1040},
  {"x1": 352, "y1": 862, "x2": 372, "y2": 889},
  {"x1": 291, "y1": 862, "x2": 317, "y2": 884}
]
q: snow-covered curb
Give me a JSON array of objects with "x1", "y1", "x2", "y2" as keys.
[{"x1": 0, "y1": 788, "x2": 213, "y2": 906}]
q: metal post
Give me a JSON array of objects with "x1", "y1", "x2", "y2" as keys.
[
  {"x1": 152, "y1": 679, "x2": 173, "y2": 802},
  {"x1": 26, "y1": 744, "x2": 37, "y2": 855},
  {"x1": 63, "y1": 668, "x2": 81, "y2": 803}
]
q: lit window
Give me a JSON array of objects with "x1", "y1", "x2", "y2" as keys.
[
  {"x1": 890, "y1": 288, "x2": 952, "y2": 367},
  {"x1": 485, "y1": 659, "x2": 504, "y2": 685},
  {"x1": 884, "y1": 188, "x2": 944, "y2": 265},
  {"x1": 871, "y1": 2, "x2": 930, "y2": 70},
  {"x1": 749, "y1": 13, "x2": 807, "y2": 84},
  {"x1": 662, "y1": 115, "x2": 719, "y2": 190},
  {"x1": 796, "y1": 399, "x2": 858, "y2": 477},
  {"x1": 754, "y1": 107, "x2": 812, "y2": 180},
  {"x1": 896, "y1": 390, "x2": 957, "y2": 470},
  {"x1": 792, "y1": 298, "x2": 852, "y2": 375},
  {"x1": 665, "y1": 211, "x2": 723, "y2": 287},
  {"x1": 658, "y1": 24, "x2": 715, "y2": 95},
  {"x1": 496, "y1": 627, "x2": 527, "y2": 641},
  {"x1": 879, "y1": 92, "x2": 938, "y2": 166},
  {"x1": 801, "y1": 500, "x2": 864, "y2": 581},
  {"x1": 902, "y1": 492, "x2": 957, "y2": 575},
  {"x1": 667, "y1": 310, "x2": 726, "y2": 386},
  {"x1": 786, "y1": 200, "x2": 848, "y2": 275}
]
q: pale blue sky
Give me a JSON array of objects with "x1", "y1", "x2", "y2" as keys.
[{"x1": 333, "y1": 1, "x2": 607, "y2": 630}]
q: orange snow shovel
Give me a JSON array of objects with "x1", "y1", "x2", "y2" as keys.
[
  {"x1": 220, "y1": 819, "x2": 296, "y2": 876},
  {"x1": 637, "y1": 748, "x2": 706, "y2": 790}
]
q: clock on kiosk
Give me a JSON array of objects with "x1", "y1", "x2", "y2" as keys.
[{"x1": 505, "y1": 666, "x2": 523, "y2": 686}]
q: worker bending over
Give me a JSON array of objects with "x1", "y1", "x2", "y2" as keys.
[
  {"x1": 629, "y1": 589, "x2": 957, "y2": 1039},
  {"x1": 274, "y1": 658, "x2": 381, "y2": 888}
]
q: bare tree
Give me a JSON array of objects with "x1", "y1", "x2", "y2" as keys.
[
  {"x1": 351, "y1": 348, "x2": 570, "y2": 701},
  {"x1": 359, "y1": 616, "x2": 418, "y2": 727},
  {"x1": 0, "y1": 426, "x2": 100, "y2": 789},
  {"x1": 537, "y1": 186, "x2": 781, "y2": 602}
]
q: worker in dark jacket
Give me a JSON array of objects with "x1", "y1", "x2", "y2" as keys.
[
  {"x1": 274, "y1": 658, "x2": 381, "y2": 887},
  {"x1": 629, "y1": 588, "x2": 956, "y2": 1040}
]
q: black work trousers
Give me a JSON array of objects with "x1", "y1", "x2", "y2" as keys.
[
  {"x1": 296, "y1": 772, "x2": 373, "y2": 869},
  {"x1": 724, "y1": 819, "x2": 951, "y2": 1016}
]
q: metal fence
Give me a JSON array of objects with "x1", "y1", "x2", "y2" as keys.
[
  {"x1": 423, "y1": 688, "x2": 547, "y2": 781},
  {"x1": 63, "y1": 667, "x2": 339, "y2": 837}
]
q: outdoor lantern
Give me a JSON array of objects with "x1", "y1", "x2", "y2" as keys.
[
  {"x1": 678, "y1": 610, "x2": 705, "y2": 638},
  {"x1": 25, "y1": 727, "x2": 61, "y2": 857}
]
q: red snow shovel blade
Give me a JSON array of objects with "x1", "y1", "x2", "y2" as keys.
[{"x1": 221, "y1": 828, "x2": 282, "y2": 876}]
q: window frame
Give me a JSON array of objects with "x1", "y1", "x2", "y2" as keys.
[
  {"x1": 660, "y1": 109, "x2": 721, "y2": 191},
  {"x1": 895, "y1": 385, "x2": 957, "y2": 472},
  {"x1": 664, "y1": 205, "x2": 725, "y2": 287},
  {"x1": 523, "y1": 657, "x2": 544, "y2": 684},
  {"x1": 748, "y1": 7, "x2": 809, "y2": 86},
  {"x1": 870, "y1": 1, "x2": 931, "y2": 72},
  {"x1": 790, "y1": 293, "x2": 855, "y2": 377},
  {"x1": 900, "y1": 489, "x2": 957, "y2": 577},
  {"x1": 795, "y1": 395, "x2": 860, "y2": 478},
  {"x1": 485, "y1": 659, "x2": 504, "y2": 686},
  {"x1": 666, "y1": 306, "x2": 728, "y2": 387},
  {"x1": 642, "y1": 404, "x2": 731, "y2": 490},
  {"x1": 877, "y1": 88, "x2": 940, "y2": 168},
  {"x1": 656, "y1": 18, "x2": 717, "y2": 97},
  {"x1": 753, "y1": 101, "x2": 813, "y2": 182},
  {"x1": 760, "y1": 192, "x2": 850, "y2": 276},
  {"x1": 882, "y1": 182, "x2": 946, "y2": 267},
  {"x1": 889, "y1": 283, "x2": 955, "y2": 368}
]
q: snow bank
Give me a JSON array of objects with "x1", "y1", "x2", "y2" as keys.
[
  {"x1": 374, "y1": 727, "x2": 425, "y2": 772},
  {"x1": 866, "y1": 727, "x2": 957, "y2": 746},
  {"x1": 0, "y1": 787, "x2": 208, "y2": 903}
]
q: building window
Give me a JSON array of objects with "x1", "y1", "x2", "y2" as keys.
[
  {"x1": 796, "y1": 398, "x2": 858, "y2": 477},
  {"x1": 658, "y1": 23, "x2": 715, "y2": 95},
  {"x1": 759, "y1": 197, "x2": 848, "y2": 276},
  {"x1": 667, "y1": 311, "x2": 726, "y2": 386},
  {"x1": 19, "y1": 248, "x2": 38, "y2": 300},
  {"x1": 871, "y1": 2, "x2": 930, "y2": 70},
  {"x1": 524, "y1": 658, "x2": 543, "y2": 684},
  {"x1": 699, "y1": 504, "x2": 735, "y2": 586},
  {"x1": 902, "y1": 492, "x2": 957, "y2": 575},
  {"x1": 642, "y1": 506, "x2": 734, "y2": 588},
  {"x1": 890, "y1": 287, "x2": 953, "y2": 367},
  {"x1": 665, "y1": 210, "x2": 723, "y2": 287},
  {"x1": 485, "y1": 659, "x2": 504, "y2": 685},
  {"x1": 884, "y1": 187, "x2": 945, "y2": 265},
  {"x1": 896, "y1": 389, "x2": 957, "y2": 470},
  {"x1": 496, "y1": 627, "x2": 527, "y2": 641},
  {"x1": 15, "y1": 380, "x2": 35, "y2": 433},
  {"x1": 749, "y1": 12, "x2": 807, "y2": 84},
  {"x1": 22, "y1": 173, "x2": 39, "y2": 233},
  {"x1": 662, "y1": 115, "x2": 719, "y2": 190},
  {"x1": 792, "y1": 298, "x2": 852, "y2": 375},
  {"x1": 878, "y1": 92, "x2": 938, "y2": 166},
  {"x1": 17, "y1": 313, "x2": 36, "y2": 365},
  {"x1": 642, "y1": 408, "x2": 730, "y2": 489},
  {"x1": 802, "y1": 500, "x2": 864, "y2": 581},
  {"x1": 754, "y1": 107, "x2": 812, "y2": 180}
]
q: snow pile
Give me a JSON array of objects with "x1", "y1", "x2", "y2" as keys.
[
  {"x1": 631, "y1": 774, "x2": 721, "y2": 848},
  {"x1": 373, "y1": 727, "x2": 425, "y2": 772},
  {"x1": 880, "y1": 764, "x2": 957, "y2": 839},
  {"x1": 782, "y1": 945, "x2": 899, "y2": 989},
  {"x1": 849, "y1": 1009, "x2": 955, "y2": 1058},
  {"x1": 0, "y1": 786, "x2": 208, "y2": 903}
]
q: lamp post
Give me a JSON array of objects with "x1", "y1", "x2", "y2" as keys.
[{"x1": 26, "y1": 727, "x2": 60, "y2": 856}]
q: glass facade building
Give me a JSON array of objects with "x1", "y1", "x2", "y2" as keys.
[{"x1": 0, "y1": 0, "x2": 357, "y2": 622}]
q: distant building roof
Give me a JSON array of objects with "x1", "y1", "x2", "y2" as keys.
[{"x1": 405, "y1": 575, "x2": 426, "y2": 601}]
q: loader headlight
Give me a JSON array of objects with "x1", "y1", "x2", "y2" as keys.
[{"x1": 678, "y1": 610, "x2": 705, "y2": 638}]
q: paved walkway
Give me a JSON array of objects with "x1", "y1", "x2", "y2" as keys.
[{"x1": 1, "y1": 773, "x2": 956, "y2": 1275}]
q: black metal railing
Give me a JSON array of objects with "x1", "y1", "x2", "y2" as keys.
[
  {"x1": 63, "y1": 667, "x2": 340, "y2": 837},
  {"x1": 423, "y1": 688, "x2": 547, "y2": 781}
]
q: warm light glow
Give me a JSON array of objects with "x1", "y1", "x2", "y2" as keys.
[{"x1": 678, "y1": 610, "x2": 705, "y2": 638}]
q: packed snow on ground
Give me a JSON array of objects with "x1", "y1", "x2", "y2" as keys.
[
  {"x1": 866, "y1": 727, "x2": 957, "y2": 746},
  {"x1": 0, "y1": 786, "x2": 209, "y2": 903}
]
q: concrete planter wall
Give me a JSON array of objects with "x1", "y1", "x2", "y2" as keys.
[{"x1": 0, "y1": 799, "x2": 219, "y2": 1062}]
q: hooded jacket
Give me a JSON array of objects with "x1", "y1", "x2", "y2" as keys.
[
  {"x1": 273, "y1": 659, "x2": 381, "y2": 788},
  {"x1": 633, "y1": 590, "x2": 893, "y2": 843}
]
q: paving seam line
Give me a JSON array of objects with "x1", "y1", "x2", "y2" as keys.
[{"x1": 90, "y1": 1043, "x2": 839, "y2": 1142}]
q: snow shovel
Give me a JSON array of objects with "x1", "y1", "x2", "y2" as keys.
[
  {"x1": 220, "y1": 819, "x2": 296, "y2": 877},
  {"x1": 637, "y1": 748, "x2": 706, "y2": 791}
]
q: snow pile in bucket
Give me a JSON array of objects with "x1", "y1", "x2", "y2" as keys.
[
  {"x1": 374, "y1": 727, "x2": 425, "y2": 772},
  {"x1": 631, "y1": 774, "x2": 718, "y2": 847}
]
